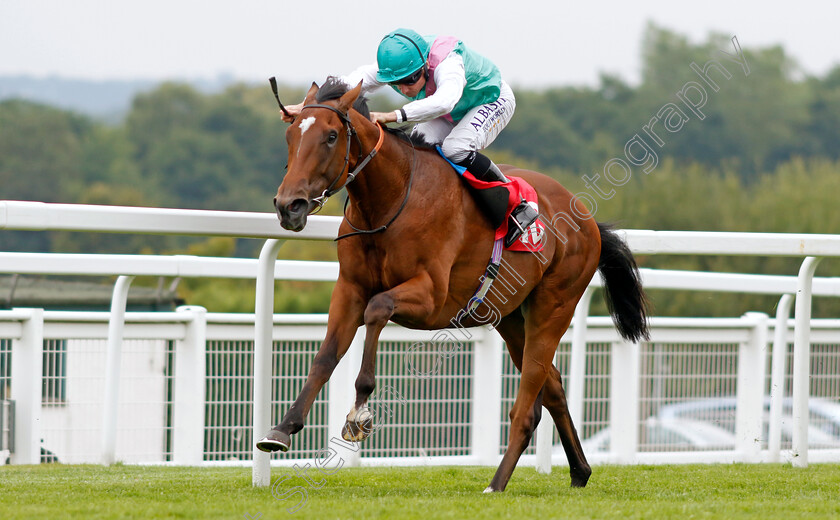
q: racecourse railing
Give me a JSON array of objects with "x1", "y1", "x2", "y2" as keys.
[
  {"x1": 1, "y1": 309, "x2": 839, "y2": 470},
  {"x1": 2, "y1": 200, "x2": 840, "y2": 486}
]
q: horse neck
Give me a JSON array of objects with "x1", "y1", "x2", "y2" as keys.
[{"x1": 344, "y1": 119, "x2": 415, "y2": 224}]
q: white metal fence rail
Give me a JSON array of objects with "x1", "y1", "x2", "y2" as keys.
[
  {"x1": 2, "y1": 200, "x2": 840, "y2": 485},
  {"x1": 2, "y1": 310, "x2": 839, "y2": 469}
]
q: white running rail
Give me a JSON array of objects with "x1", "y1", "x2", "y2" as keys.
[{"x1": 3, "y1": 200, "x2": 840, "y2": 482}]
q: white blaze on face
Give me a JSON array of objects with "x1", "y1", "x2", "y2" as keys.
[
  {"x1": 297, "y1": 116, "x2": 317, "y2": 157},
  {"x1": 299, "y1": 116, "x2": 316, "y2": 135}
]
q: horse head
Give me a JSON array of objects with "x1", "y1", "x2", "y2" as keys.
[{"x1": 274, "y1": 80, "x2": 364, "y2": 231}]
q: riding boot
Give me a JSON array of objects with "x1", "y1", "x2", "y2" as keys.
[
  {"x1": 456, "y1": 152, "x2": 510, "y2": 230},
  {"x1": 456, "y1": 152, "x2": 539, "y2": 247}
]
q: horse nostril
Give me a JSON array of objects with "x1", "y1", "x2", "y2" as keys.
[{"x1": 288, "y1": 198, "x2": 308, "y2": 216}]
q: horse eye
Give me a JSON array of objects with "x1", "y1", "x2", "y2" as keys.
[{"x1": 326, "y1": 131, "x2": 338, "y2": 145}]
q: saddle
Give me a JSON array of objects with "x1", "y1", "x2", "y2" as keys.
[{"x1": 436, "y1": 148, "x2": 544, "y2": 252}]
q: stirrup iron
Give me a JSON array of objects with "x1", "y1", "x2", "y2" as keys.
[{"x1": 505, "y1": 200, "x2": 539, "y2": 247}]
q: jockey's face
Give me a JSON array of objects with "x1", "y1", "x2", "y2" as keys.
[
  {"x1": 397, "y1": 76, "x2": 426, "y2": 97},
  {"x1": 395, "y1": 73, "x2": 426, "y2": 97}
]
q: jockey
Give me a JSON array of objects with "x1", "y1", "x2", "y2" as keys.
[{"x1": 283, "y1": 28, "x2": 538, "y2": 247}]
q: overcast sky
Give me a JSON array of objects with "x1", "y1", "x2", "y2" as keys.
[{"x1": 2, "y1": 0, "x2": 839, "y2": 88}]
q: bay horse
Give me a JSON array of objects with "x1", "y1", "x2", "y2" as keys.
[{"x1": 258, "y1": 77, "x2": 649, "y2": 492}]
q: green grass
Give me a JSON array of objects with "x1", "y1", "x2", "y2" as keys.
[{"x1": 1, "y1": 463, "x2": 839, "y2": 519}]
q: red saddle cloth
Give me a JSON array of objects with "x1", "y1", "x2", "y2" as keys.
[{"x1": 460, "y1": 169, "x2": 545, "y2": 253}]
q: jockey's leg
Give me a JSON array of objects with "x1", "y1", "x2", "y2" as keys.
[
  {"x1": 410, "y1": 117, "x2": 453, "y2": 147},
  {"x1": 455, "y1": 150, "x2": 511, "y2": 230},
  {"x1": 440, "y1": 80, "x2": 517, "y2": 163},
  {"x1": 442, "y1": 81, "x2": 537, "y2": 246}
]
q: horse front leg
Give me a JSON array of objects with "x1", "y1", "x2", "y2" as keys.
[
  {"x1": 256, "y1": 281, "x2": 364, "y2": 452},
  {"x1": 341, "y1": 273, "x2": 439, "y2": 443}
]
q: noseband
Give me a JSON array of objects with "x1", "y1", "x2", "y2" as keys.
[{"x1": 298, "y1": 103, "x2": 384, "y2": 213}]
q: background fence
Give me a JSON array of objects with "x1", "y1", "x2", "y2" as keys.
[
  {"x1": 2, "y1": 201, "x2": 840, "y2": 484},
  {"x1": 2, "y1": 309, "x2": 839, "y2": 469}
]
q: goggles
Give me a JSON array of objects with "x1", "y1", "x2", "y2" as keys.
[{"x1": 389, "y1": 68, "x2": 424, "y2": 86}]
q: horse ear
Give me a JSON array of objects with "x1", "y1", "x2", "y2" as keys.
[
  {"x1": 302, "y1": 82, "x2": 319, "y2": 105},
  {"x1": 337, "y1": 81, "x2": 363, "y2": 113}
]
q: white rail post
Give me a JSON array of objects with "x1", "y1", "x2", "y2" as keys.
[
  {"x1": 328, "y1": 326, "x2": 364, "y2": 467},
  {"x1": 568, "y1": 287, "x2": 594, "y2": 431},
  {"x1": 534, "y1": 400, "x2": 554, "y2": 473},
  {"x1": 736, "y1": 312, "x2": 768, "y2": 463},
  {"x1": 792, "y1": 256, "x2": 822, "y2": 467},
  {"x1": 172, "y1": 305, "x2": 207, "y2": 464},
  {"x1": 9, "y1": 308, "x2": 43, "y2": 465},
  {"x1": 101, "y1": 275, "x2": 135, "y2": 465},
  {"x1": 471, "y1": 327, "x2": 503, "y2": 466},
  {"x1": 609, "y1": 338, "x2": 640, "y2": 464},
  {"x1": 253, "y1": 239, "x2": 284, "y2": 487},
  {"x1": 768, "y1": 294, "x2": 793, "y2": 462}
]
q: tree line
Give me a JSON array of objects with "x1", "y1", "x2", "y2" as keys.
[{"x1": 1, "y1": 24, "x2": 838, "y2": 316}]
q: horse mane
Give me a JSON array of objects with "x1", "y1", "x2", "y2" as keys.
[
  {"x1": 316, "y1": 76, "x2": 437, "y2": 150},
  {"x1": 385, "y1": 125, "x2": 438, "y2": 150},
  {"x1": 315, "y1": 76, "x2": 371, "y2": 119}
]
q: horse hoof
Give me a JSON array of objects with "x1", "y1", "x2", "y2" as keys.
[
  {"x1": 256, "y1": 430, "x2": 291, "y2": 453},
  {"x1": 341, "y1": 413, "x2": 373, "y2": 443},
  {"x1": 570, "y1": 465, "x2": 592, "y2": 487},
  {"x1": 483, "y1": 486, "x2": 500, "y2": 493},
  {"x1": 571, "y1": 476, "x2": 589, "y2": 488}
]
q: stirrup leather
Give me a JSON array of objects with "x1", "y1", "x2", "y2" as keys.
[{"x1": 505, "y1": 200, "x2": 539, "y2": 247}]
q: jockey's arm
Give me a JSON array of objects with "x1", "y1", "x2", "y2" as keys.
[
  {"x1": 400, "y1": 53, "x2": 466, "y2": 123},
  {"x1": 278, "y1": 67, "x2": 381, "y2": 123},
  {"x1": 342, "y1": 64, "x2": 384, "y2": 94},
  {"x1": 342, "y1": 55, "x2": 467, "y2": 124}
]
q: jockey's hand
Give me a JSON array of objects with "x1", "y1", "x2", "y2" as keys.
[
  {"x1": 281, "y1": 103, "x2": 303, "y2": 123},
  {"x1": 370, "y1": 111, "x2": 398, "y2": 125}
]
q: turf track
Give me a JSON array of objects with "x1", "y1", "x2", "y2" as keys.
[{"x1": 1, "y1": 463, "x2": 838, "y2": 519}]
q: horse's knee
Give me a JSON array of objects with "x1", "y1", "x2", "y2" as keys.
[{"x1": 364, "y1": 293, "x2": 395, "y2": 326}]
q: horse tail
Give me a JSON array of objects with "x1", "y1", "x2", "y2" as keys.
[{"x1": 596, "y1": 223, "x2": 650, "y2": 343}]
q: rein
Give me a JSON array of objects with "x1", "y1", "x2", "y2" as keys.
[
  {"x1": 298, "y1": 103, "x2": 414, "y2": 241},
  {"x1": 337, "y1": 140, "x2": 415, "y2": 241}
]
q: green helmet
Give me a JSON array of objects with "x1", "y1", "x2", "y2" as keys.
[{"x1": 375, "y1": 29, "x2": 430, "y2": 83}]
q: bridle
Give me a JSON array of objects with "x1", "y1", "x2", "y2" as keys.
[
  {"x1": 298, "y1": 103, "x2": 385, "y2": 213},
  {"x1": 295, "y1": 103, "x2": 414, "y2": 241}
]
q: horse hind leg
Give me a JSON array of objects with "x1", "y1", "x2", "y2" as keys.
[
  {"x1": 542, "y1": 365, "x2": 591, "y2": 487},
  {"x1": 487, "y1": 338, "x2": 557, "y2": 492},
  {"x1": 497, "y1": 311, "x2": 546, "y2": 432},
  {"x1": 491, "y1": 305, "x2": 590, "y2": 490}
]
